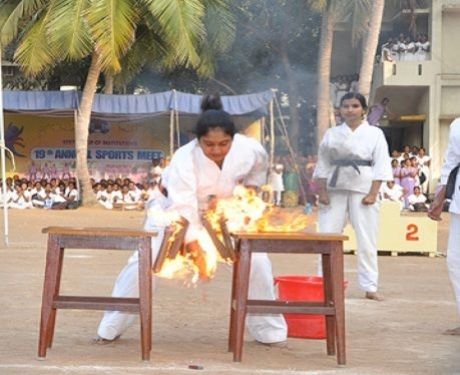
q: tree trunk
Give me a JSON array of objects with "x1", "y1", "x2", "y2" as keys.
[
  {"x1": 280, "y1": 48, "x2": 301, "y2": 152},
  {"x1": 316, "y1": 9, "x2": 335, "y2": 147},
  {"x1": 358, "y1": 0, "x2": 385, "y2": 102},
  {"x1": 103, "y1": 73, "x2": 114, "y2": 94},
  {"x1": 75, "y1": 52, "x2": 102, "y2": 206}
]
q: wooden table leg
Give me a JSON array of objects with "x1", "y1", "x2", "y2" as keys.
[
  {"x1": 233, "y1": 240, "x2": 251, "y2": 362},
  {"x1": 47, "y1": 246, "x2": 65, "y2": 349},
  {"x1": 331, "y1": 243, "x2": 346, "y2": 365},
  {"x1": 322, "y1": 253, "x2": 336, "y2": 356},
  {"x1": 138, "y1": 237, "x2": 153, "y2": 361},
  {"x1": 38, "y1": 235, "x2": 61, "y2": 359},
  {"x1": 228, "y1": 253, "x2": 239, "y2": 353}
]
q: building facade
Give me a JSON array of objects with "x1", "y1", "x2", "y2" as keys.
[{"x1": 332, "y1": 0, "x2": 460, "y2": 190}]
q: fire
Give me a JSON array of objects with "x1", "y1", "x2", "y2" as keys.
[{"x1": 153, "y1": 185, "x2": 315, "y2": 282}]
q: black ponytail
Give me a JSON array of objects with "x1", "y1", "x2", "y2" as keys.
[{"x1": 195, "y1": 93, "x2": 236, "y2": 139}]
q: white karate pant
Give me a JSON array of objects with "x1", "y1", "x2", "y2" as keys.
[
  {"x1": 318, "y1": 190, "x2": 380, "y2": 293},
  {"x1": 447, "y1": 213, "x2": 460, "y2": 317},
  {"x1": 97, "y1": 226, "x2": 287, "y2": 343}
]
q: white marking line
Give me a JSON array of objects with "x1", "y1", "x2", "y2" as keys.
[
  {"x1": 65, "y1": 254, "x2": 94, "y2": 259},
  {"x1": 0, "y1": 364, "x2": 341, "y2": 374}
]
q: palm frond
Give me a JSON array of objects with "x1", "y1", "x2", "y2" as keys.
[
  {"x1": 113, "y1": 25, "x2": 168, "y2": 87},
  {"x1": 146, "y1": 0, "x2": 205, "y2": 67},
  {"x1": 0, "y1": 0, "x2": 49, "y2": 45},
  {"x1": 202, "y1": 0, "x2": 235, "y2": 54},
  {"x1": 14, "y1": 13, "x2": 59, "y2": 76},
  {"x1": 350, "y1": 0, "x2": 371, "y2": 46},
  {"x1": 46, "y1": 0, "x2": 92, "y2": 59},
  {"x1": 87, "y1": 0, "x2": 139, "y2": 72},
  {"x1": 307, "y1": 0, "x2": 328, "y2": 12}
]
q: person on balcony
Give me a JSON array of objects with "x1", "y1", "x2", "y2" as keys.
[
  {"x1": 381, "y1": 37, "x2": 394, "y2": 62},
  {"x1": 420, "y1": 34, "x2": 430, "y2": 61}
]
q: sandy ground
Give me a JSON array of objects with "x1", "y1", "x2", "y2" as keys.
[{"x1": 0, "y1": 207, "x2": 459, "y2": 375}]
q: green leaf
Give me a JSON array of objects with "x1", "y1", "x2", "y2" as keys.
[
  {"x1": 87, "y1": 0, "x2": 139, "y2": 72},
  {"x1": 0, "y1": 0, "x2": 49, "y2": 45},
  {"x1": 46, "y1": 0, "x2": 93, "y2": 59},
  {"x1": 146, "y1": 0, "x2": 205, "y2": 67},
  {"x1": 14, "y1": 13, "x2": 58, "y2": 75}
]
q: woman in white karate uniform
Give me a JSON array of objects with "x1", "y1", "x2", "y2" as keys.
[
  {"x1": 428, "y1": 118, "x2": 460, "y2": 335},
  {"x1": 96, "y1": 95, "x2": 287, "y2": 345},
  {"x1": 314, "y1": 92, "x2": 392, "y2": 301}
]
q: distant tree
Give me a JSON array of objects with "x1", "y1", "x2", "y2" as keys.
[
  {"x1": 310, "y1": 0, "x2": 373, "y2": 146},
  {"x1": 358, "y1": 0, "x2": 385, "y2": 101}
]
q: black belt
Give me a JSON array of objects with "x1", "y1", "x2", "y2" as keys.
[
  {"x1": 329, "y1": 160, "x2": 372, "y2": 187},
  {"x1": 446, "y1": 164, "x2": 460, "y2": 200}
]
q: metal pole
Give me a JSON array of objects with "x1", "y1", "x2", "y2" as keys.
[
  {"x1": 0, "y1": 50, "x2": 9, "y2": 246},
  {"x1": 169, "y1": 108, "x2": 174, "y2": 157},
  {"x1": 269, "y1": 97, "x2": 275, "y2": 168}
]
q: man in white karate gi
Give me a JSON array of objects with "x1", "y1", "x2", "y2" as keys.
[{"x1": 429, "y1": 118, "x2": 460, "y2": 335}]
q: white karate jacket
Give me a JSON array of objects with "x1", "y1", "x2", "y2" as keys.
[{"x1": 165, "y1": 134, "x2": 268, "y2": 243}]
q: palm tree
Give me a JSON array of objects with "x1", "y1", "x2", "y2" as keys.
[
  {"x1": 0, "y1": 0, "x2": 234, "y2": 205},
  {"x1": 358, "y1": 0, "x2": 385, "y2": 101},
  {"x1": 310, "y1": 0, "x2": 375, "y2": 146},
  {"x1": 309, "y1": 0, "x2": 352, "y2": 146}
]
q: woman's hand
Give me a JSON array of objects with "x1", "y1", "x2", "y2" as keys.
[
  {"x1": 428, "y1": 200, "x2": 444, "y2": 221},
  {"x1": 186, "y1": 241, "x2": 210, "y2": 281},
  {"x1": 428, "y1": 185, "x2": 446, "y2": 221},
  {"x1": 362, "y1": 193, "x2": 378, "y2": 205},
  {"x1": 318, "y1": 190, "x2": 330, "y2": 205}
]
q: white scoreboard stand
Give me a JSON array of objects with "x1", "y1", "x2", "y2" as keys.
[{"x1": 343, "y1": 201, "x2": 438, "y2": 257}]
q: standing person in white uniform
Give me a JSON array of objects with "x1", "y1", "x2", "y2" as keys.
[
  {"x1": 268, "y1": 163, "x2": 285, "y2": 206},
  {"x1": 428, "y1": 118, "x2": 460, "y2": 335},
  {"x1": 314, "y1": 92, "x2": 392, "y2": 301},
  {"x1": 95, "y1": 94, "x2": 287, "y2": 345}
]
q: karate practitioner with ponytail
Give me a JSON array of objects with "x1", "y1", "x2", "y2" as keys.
[
  {"x1": 314, "y1": 93, "x2": 392, "y2": 301},
  {"x1": 95, "y1": 94, "x2": 287, "y2": 345}
]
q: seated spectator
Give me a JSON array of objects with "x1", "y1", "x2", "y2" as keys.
[
  {"x1": 64, "y1": 181, "x2": 79, "y2": 209},
  {"x1": 380, "y1": 180, "x2": 405, "y2": 211},
  {"x1": 97, "y1": 184, "x2": 114, "y2": 209},
  {"x1": 113, "y1": 185, "x2": 142, "y2": 210},
  {"x1": 10, "y1": 184, "x2": 33, "y2": 209},
  {"x1": 407, "y1": 186, "x2": 429, "y2": 212},
  {"x1": 31, "y1": 182, "x2": 47, "y2": 208}
]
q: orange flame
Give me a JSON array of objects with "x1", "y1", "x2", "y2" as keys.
[{"x1": 154, "y1": 186, "x2": 315, "y2": 282}]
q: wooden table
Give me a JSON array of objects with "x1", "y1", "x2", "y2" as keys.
[
  {"x1": 228, "y1": 231, "x2": 348, "y2": 365},
  {"x1": 38, "y1": 227, "x2": 156, "y2": 361}
]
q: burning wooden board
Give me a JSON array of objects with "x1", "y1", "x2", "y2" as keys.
[
  {"x1": 202, "y1": 214, "x2": 235, "y2": 262},
  {"x1": 152, "y1": 217, "x2": 189, "y2": 273}
]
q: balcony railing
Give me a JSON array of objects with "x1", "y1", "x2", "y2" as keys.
[{"x1": 373, "y1": 60, "x2": 435, "y2": 88}]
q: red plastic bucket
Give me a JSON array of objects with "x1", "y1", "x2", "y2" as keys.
[{"x1": 274, "y1": 275, "x2": 347, "y2": 339}]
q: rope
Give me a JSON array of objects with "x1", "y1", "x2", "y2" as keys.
[{"x1": 272, "y1": 93, "x2": 307, "y2": 203}]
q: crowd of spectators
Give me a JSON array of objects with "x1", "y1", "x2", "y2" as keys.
[
  {"x1": 0, "y1": 175, "x2": 80, "y2": 210},
  {"x1": 381, "y1": 145, "x2": 431, "y2": 211},
  {"x1": 330, "y1": 74, "x2": 360, "y2": 109},
  {"x1": 1, "y1": 157, "x2": 170, "y2": 211},
  {"x1": 1, "y1": 147, "x2": 433, "y2": 213},
  {"x1": 381, "y1": 33, "x2": 430, "y2": 62}
]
